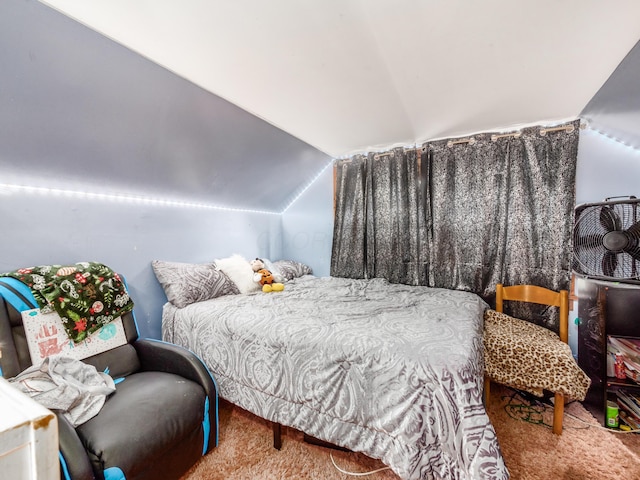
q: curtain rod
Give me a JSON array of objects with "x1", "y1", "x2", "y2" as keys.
[
  {"x1": 447, "y1": 138, "x2": 476, "y2": 147},
  {"x1": 449, "y1": 124, "x2": 575, "y2": 145},
  {"x1": 337, "y1": 146, "x2": 426, "y2": 163},
  {"x1": 491, "y1": 132, "x2": 521, "y2": 142},
  {"x1": 540, "y1": 124, "x2": 575, "y2": 136},
  {"x1": 374, "y1": 147, "x2": 425, "y2": 159},
  {"x1": 338, "y1": 122, "x2": 578, "y2": 160}
]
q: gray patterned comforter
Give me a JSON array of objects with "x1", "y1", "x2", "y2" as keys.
[{"x1": 162, "y1": 276, "x2": 509, "y2": 480}]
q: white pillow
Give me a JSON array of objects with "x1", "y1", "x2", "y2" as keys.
[{"x1": 215, "y1": 254, "x2": 260, "y2": 294}]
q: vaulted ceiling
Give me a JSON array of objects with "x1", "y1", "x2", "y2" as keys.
[
  {"x1": 3, "y1": 1, "x2": 640, "y2": 214},
  {"x1": 40, "y1": 0, "x2": 640, "y2": 158}
]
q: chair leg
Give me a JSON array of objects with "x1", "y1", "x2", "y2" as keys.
[
  {"x1": 553, "y1": 392, "x2": 564, "y2": 435},
  {"x1": 484, "y1": 376, "x2": 491, "y2": 406}
]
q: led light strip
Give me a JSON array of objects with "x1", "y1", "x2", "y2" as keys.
[
  {"x1": 587, "y1": 126, "x2": 640, "y2": 154},
  {"x1": 280, "y1": 159, "x2": 334, "y2": 214},
  {"x1": 0, "y1": 183, "x2": 280, "y2": 215}
]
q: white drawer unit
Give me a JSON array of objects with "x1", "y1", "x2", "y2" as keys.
[{"x1": 0, "y1": 377, "x2": 59, "y2": 480}]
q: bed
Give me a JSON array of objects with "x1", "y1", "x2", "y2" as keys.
[{"x1": 157, "y1": 260, "x2": 509, "y2": 480}]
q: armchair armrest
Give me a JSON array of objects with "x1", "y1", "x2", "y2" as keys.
[
  {"x1": 133, "y1": 339, "x2": 217, "y2": 392},
  {"x1": 132, "y1": 339, "x2": 219, "y2": 452},
  {"x1": 56, "y1": 413, "x2": 94, "y2": 480}
]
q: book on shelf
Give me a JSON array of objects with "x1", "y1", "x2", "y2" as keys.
[
  {"x1": 619, "y1": 409, "x2": 640, "y2": 430},
  {"x1": 609, "y1": 336, "x2": 640, "y2": 359},
  {"x1": 617, "y1": 389, "x2": 640, "y2": 420},
  {"x1": 618, "y1": 397, "x2": 640, "y2": 422},
  {"x1": 617, "y1": 337, "x2": 640, "y2": 354},
  {"x1": 626, "y1": 368, "x2": 640, "y2": 383}
]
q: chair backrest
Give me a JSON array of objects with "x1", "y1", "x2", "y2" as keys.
[
  {"x1": 0, "y1": 294, "x2": 141, "y2": 380},
  {"x1": 496, "y1": 284, "x2": 569, "y2": 343}
]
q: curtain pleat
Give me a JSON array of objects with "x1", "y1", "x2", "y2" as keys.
[
  {"x1": 330, "y1": 120, "x2": 579, "y2": 331},
  {"x1": 331, "y1": 149, "x2": 428, "y2": 284},
  {"x1": 426, "y1": 137, "x2": 509, "y2": 296},
  {"x1": 425, "y1": 121, "x2": 579, "y2": 329},
  {"x1": 331, "y1": 156, "x2": 367, "y2": 278},
  {"x1": 365, "y1": 148, "x2": 428, "y2": 285}
]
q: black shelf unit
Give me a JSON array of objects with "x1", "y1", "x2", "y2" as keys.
[{"x1": 577, "y1": 277, "x2": 640, "y2": 426}]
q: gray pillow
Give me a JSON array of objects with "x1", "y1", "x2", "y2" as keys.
[
  {"x1": 152, "y1": 260, "x2": 240, "y2": 308},
  {"x1": 272, "y1": 260, "x2": 313, "y2": 282}
]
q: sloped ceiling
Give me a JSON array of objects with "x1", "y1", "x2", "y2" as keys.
[
  {"x1": 581, "y1": 39, "x2": 640, "y2": 150},
  {"x1": 40, "y1": 0, "x2": 640, "y2": 158},
  {"x1": 2, "y1": 1, "x2": 334, "y2": 213}
]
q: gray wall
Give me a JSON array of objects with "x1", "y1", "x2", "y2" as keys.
[
  {"x1": 281, "y1": 163, "x2": 335, "y2": 278},
  {"x1": 0, "y1": 191, "x2": 281, "y2": 339},
  {"x1": 576, "y1": 128, "x2": 640, "y2": 205}
]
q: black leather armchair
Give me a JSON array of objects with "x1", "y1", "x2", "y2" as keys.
[{"x1": 0, "y1": 289, "x2": 217, "y2": 480}]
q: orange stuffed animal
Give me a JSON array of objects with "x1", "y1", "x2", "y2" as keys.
[
  {"x1": 256, "y1": 268, "x2": 274, "y2": 286},
  {"x1": 250, "y1": 258, "x2": 284, "y2": 292}
]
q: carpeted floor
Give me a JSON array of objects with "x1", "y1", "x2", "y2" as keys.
[
  {"x1": 486, "y1": 386, "x2": 640, "y2": 479},
  {"x1": 182, "y1": 385, "x2": 640, "y2": 479}
]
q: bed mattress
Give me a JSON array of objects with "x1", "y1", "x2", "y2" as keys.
[{"x1": 162, "y1": 275, "x2": 508, "y2": 480}]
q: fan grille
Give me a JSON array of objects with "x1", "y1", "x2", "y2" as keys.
[{"x1": 573, "y1": 200, "x2": 640, "y2": 281}]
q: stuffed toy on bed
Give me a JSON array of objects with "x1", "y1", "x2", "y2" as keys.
[{"x1": 250, "y1": 258, "x2": 284, "y2": 293}]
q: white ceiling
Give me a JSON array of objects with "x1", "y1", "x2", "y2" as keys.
[{"x1": 40, "y1": 0, "x2": 640, "y2": 158}]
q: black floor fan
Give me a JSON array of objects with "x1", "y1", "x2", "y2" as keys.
[
  {"x1": 573, "y1": 196, "x2": 640, "y2": 283},
  {"x1": 573, "y1": 196, "x2": 640, "y2": 424}
]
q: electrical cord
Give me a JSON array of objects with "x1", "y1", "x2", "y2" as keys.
[
  {"x1": 329, "y1": 451, "x2": 391, "y2": 477},
  {"x1": 502, "y1": 389, "x2": 640, "y2": 434},
  {"x1": 565, "y1": 411, "x2": 640, "y2": 434},
  {"x1": 328, "y1": 389, "x2": 639, "y2": 478},
  {"x1": 328, "y1": 390, "x2": 638, "y2": 477},
  {"x1": 502, "y1": 390, "x2": 554, "y2": 428}
]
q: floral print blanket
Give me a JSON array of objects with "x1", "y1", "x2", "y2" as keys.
[{"x1": 1, "y1": 262, "x2": 134, "y2": 343}]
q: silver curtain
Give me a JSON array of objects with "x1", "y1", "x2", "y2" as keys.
[
  {"x1": 331, "y1": 121, "x2": 579, "y2": 330},
  {"x1": 427, "y1": 121, "x2": 579, "y2": 296},
  {"x1": 331, "y1": 148, "x2": 428, "y2": 284},
  {"x1": 331, "y1": 156, "x2": 367, "y2": 278}
]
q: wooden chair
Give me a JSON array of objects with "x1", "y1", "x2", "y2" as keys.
[{"x1": 484, "y1": 283, "x2": 569, "y2": 435}]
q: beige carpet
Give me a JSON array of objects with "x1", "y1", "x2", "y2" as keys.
[{"x1": 182, "y1": 385, "x2": 640, "y2": 479}]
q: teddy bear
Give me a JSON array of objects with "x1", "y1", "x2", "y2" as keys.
[{"x1": 250, "y1": 258, "x2": 284, "y2": 292}]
